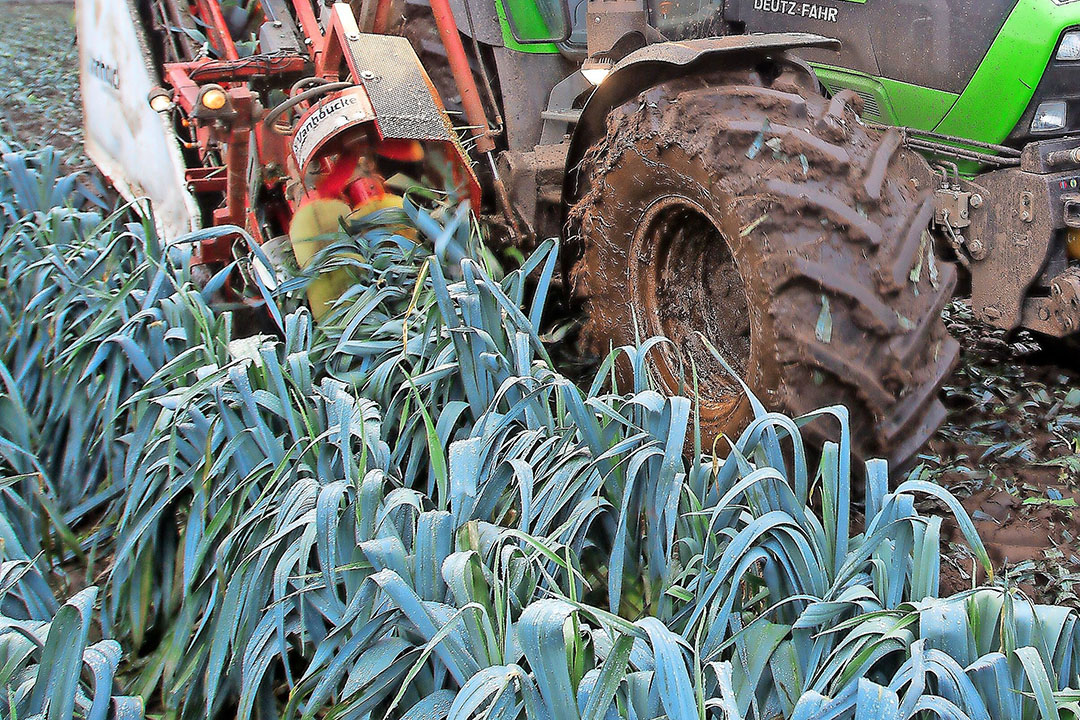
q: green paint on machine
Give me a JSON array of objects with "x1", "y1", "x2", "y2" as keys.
[
  {"x1": 814, "y1": 65, "x2": 959, "y2": 130},
  {"x1": 934, "y1": 0, "x2": 1079, "y2": 145}
]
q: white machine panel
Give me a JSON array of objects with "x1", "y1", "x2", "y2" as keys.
[{"x1": 76, "y1": 0, "x2": 199, "y2": 240}]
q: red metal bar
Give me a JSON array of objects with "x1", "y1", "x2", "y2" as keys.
[
  {"x1": 219, "y1": 90, "x2": 254, "y2": 228},
  {"x1": 318, "y1": 8, "x2": 346, "y2": 78},
  {"x1": 427, "y1": 0, "x2": 495, "y2": 154},
  {"x1": 168, "y1": 56, "x2": 309, "y2": 85},
  {"x1": 164, "y1": 64, "x2": 201, "y2": 112},
  {"x1": 185, "y1": 167, "x2": 228, "y2": 194},
  {"x1": 253, "y1": 124, "x2": 290, "y2": 185},
  {"x1": 195, "y1": 0, "x2": 240, "y2": 61},
  {"x1": 371, "y1": 0, "x2": 393, "y2": 34}
]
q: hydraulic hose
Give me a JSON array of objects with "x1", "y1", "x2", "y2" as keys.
[{"x1": 263, "y1": 81, "x2": 355, "y2": 133}]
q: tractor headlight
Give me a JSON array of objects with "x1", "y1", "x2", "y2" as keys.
[
  {"x1": 1059, "y1": 31, "x2": 1080, "y2": 60},
  {"x1": 1033, "y1": 101, "x2": 1068, "y2": 132}
]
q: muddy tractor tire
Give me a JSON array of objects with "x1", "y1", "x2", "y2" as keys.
[{"x1": 570, "y1": 68, "x2": 959, "y2": 469}]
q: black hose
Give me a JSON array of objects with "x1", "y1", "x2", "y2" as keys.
[
  {"x1": 291, "y1": 76, "x2": 333, "y2": 94},
  {"x1": 263, "y1": 81, "x2": 355, "y2": 133}
]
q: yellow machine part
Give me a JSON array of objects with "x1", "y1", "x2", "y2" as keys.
[
  {"x1": 289, "y1": 195, "x2": 409, "y2": 321},
  {"x1": 1068, "y1": 229, "x2": 1080, "y2": 260}
]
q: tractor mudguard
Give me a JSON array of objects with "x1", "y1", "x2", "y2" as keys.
[{"x1": 561, "y1": 33, "x2": 839, "y2": 216}]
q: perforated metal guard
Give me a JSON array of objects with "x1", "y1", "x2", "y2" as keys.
[{"x1": 344, "y1": 33, "x2": 456, "y2": 142}]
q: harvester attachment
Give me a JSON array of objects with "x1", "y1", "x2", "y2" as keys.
[{"x1": 78, "y1": 0, "x2": 478, "y2": 315}]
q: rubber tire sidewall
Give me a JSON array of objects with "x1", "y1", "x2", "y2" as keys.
[{"x1": 574, "y1": 140, "x2": 785, "y2": 442}]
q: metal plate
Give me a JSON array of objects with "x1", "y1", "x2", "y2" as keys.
[
  {"x1": 611, "y1": 33, "x2": 840, "y2": 68},
  {"x1": 291, "y1": 86, "x2": 378, "y2": 172},
  {"x1": 343, "y1": 33, "x2": 456, "y2": 142}
]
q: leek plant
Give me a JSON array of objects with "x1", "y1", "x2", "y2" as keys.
[
  {"x1": 0, "y1": 564, "x2": 143, "y2": 720},
  {"x1": 0, "y1": 145, "x2": 1079, "y2": 720}
]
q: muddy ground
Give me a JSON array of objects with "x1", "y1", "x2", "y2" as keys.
[
  {"x1": 930, "y1": 303, "x2": 1080, "y2": 605},
  {"x1": 0, "y1": 2, "x2": 84, "y2": 165},
  {"x1": 1, "y1": 0, "x2": 1079, "y2": 606}
]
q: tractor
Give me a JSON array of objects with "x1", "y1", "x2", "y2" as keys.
[{"x1": 76, "y1": 0, "x2": 1080, "y2": 469}]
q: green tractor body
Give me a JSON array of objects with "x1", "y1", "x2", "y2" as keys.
[
  {"x1": 492, "y1": 0, "x2": 1080, "y2": 150},
  {"x1": 425, "y1": 0, "x2": 1080, "y2": 465},
  {"x1": 719, "y1": 1, "x2": 1080, "y2": 159}
]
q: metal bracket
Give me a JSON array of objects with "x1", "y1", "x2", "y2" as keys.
[
  {"x1": 1020, "y1": 191, "x2": 1035, "y2": 223},
  {"x1": 967, "y1": 167, "x2": 1056, "y2": 331},
  {"x1": 539, "y1": 71, "x2": 591, "y2": 145},
  {"x1": 1063, "y1": 193, "x2": 1080, "y2": 228},
  {"x1": 933, "y1": 188, "x2": 973, "y2": 229},
  {"x1": 1022, "y1": 267, "x2": 1080, "y2": 336}
]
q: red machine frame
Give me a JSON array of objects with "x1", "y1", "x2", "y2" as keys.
[{"x1": 159, "y1": 0, "x2": 491, "y2": 264}]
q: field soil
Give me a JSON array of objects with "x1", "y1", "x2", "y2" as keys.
[
  {"x1": 1, "y1": 0, "x2": 1078, "y2": 606},
  {"x1": 931, "y1": 302, "x2": 1080, "y2": 604},
  {"x1": 0, "y1": 2, "x2": 84, "y2": 165}
]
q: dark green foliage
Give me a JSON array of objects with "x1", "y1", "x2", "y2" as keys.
[{"x1": 1, "y1": 148, "x2": 1079, "y2": 720}]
